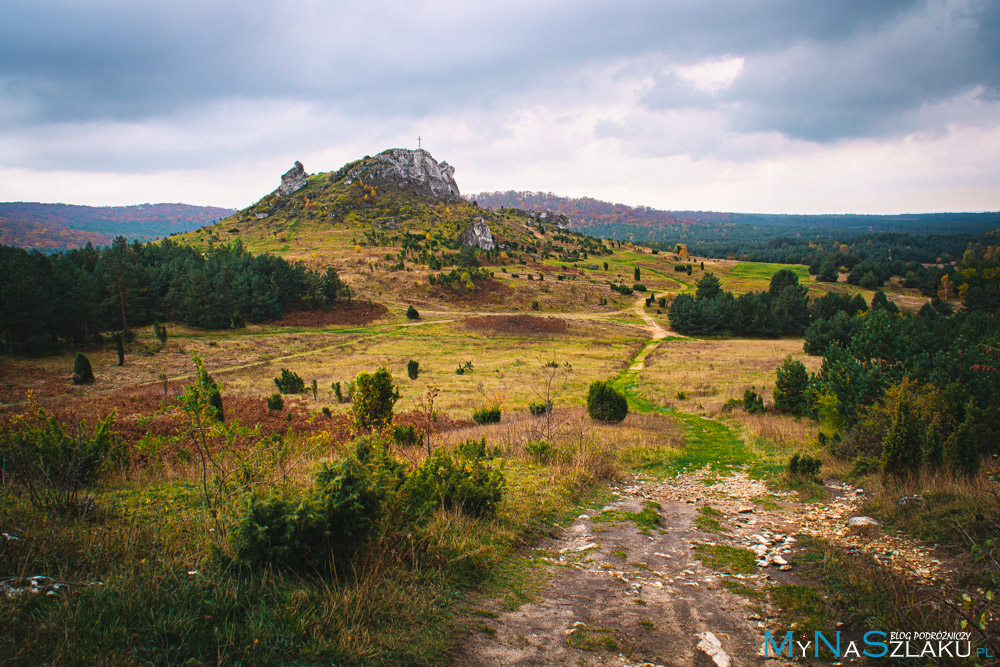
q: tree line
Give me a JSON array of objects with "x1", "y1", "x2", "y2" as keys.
[
  {"x1": 0, "y1": 237, "x2": 349, "y2": 354},
  {"x1": 668, "y1": 270, "x2": 811, "y2": 337}
]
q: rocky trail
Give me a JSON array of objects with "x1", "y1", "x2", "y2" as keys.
[{"x1": 454, "y1": 463, "x2": 958, "y2": 666}]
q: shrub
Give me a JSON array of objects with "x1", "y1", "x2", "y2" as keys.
[
  {"x1": 351, "y1": 368, "x2": 399, "y2": 431},
  {"x1": 586, "y1": 380, "x2": 628, "y2": 424},
  {"x1": 632, "y1": 283, "x2": 647, "y2": 292},
  {"x1": 231, "y1": 457, "x2": 387, "y2": 571},
  {"x1": 455, "y1": 437, "x2": 493, "y2": 460},
  {"x1": 198, "y1": 364, "x2": 224, "y2": 422},
  {"x1": 153, "y1": 322, "x2": 168, "y2": 346},
  {"x1": 406, "y1": 305, "x2": 419, "y2": 320},
  {"x1": 267, "y1": 393, "x2": 284, "y2": 411},
  {"x1": 530, "y1": 300, "x2": 540, "y2": 311},
  {"x1": 774, "y1": 356, "x2": 809, "y2": 414},
  {"x1": 113, "y1": 331, "x2": 125, "y2": 366},
  {"x1": 742, "y1": 389, "x2": 765, "y2": 415},
  {"x1": 392, "y1": 424, "x2": 419, "y2": 447},
  {"x1": 525, "y1": 439, "x2": 556, "y2": 464},
  {"x1": 407, "y1": 359, "x2": 419, "y2": 380},
  {"x1": 0, "y1": 407, "x2": 121, "y2": 513},
  {"x1": 274, "y1": 368, "x2": 306, "y2": 394},
  {"x1": 472, "y1": 406, "x2": 501, "y2": 424},
  {"x1": 788, "y1": 453, "x2": 822, "y2": 478},
  {"x1": 402, "y1": 448, "x2": 504, "y2": 520},
  {"x1": 322, "y1": 406, "x2": 332, "y2": 418},
  {"x1": 72, "y1": 352, "x2": 94, "y2": 385},
  {"x1": 333, "y1": 381, "x2": 344, "y2": 403},
  {"x1": 455, "y1": 361, "x2": 473, "y2": 375},
  {"x1": 528, "y1": 400, "x2": 552, "y2": 417},
  {"x1": 721, "y1": 398, "x2": 742, "y2": 413}
]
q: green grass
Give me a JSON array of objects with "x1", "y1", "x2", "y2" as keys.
[
  {"x1": 592, "y1": 501, "x2": 662, "y2": 532},
  {"x1": 692, "y1": 544, "x2": 757, "y2": 574},
  {"x1": 566, "y1": 626, "x2": 619, "y2": 652},
  {"x1": 694, "y1": 506, "x2": 726, "y2": 534}
]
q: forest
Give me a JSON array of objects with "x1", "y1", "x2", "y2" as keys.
[
  {"x1": 472, "y1": 190, "x2": 1000, "y2": 265},
  {"x1": 0, "y1": 237, "x2": 349, "y2": 354}
]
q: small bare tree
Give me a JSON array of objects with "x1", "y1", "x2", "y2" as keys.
[
  {"x1": 529, "y1": 359, "x2": 572, "y2": 443},
  {"x1": 416, "y1": 386, "x2": 440, "y2": 456}
]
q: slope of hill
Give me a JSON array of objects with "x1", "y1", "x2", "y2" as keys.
[
  {"x1": 0, "y1": 202, "x2": 235, "y2": 250},
  {"x1": 182, "y1": 150, "x2": 609, "y2": 309}
]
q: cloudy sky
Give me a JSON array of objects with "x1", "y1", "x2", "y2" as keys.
[{"x1": 1, "y1": 0, "x2": 998, "y2": 213}]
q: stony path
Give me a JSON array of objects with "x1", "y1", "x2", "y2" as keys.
[
  {"x1": 454, "y1": 480, "x2": 799, "y2": 667},
  {"x1": 454, "y1": 461, "x2": 958, "y2": 665}
]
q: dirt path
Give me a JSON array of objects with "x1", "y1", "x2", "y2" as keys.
[
  {"x1": 454, "y1": 482, "x2": 797, "y2": 667},
  {"x1": 633, "y1": 295, "x2": 670, "y2": 341}
]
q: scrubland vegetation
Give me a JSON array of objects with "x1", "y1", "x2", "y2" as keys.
[{"x1": 2, "y1": 163, "x2": 999, "y2": 663}]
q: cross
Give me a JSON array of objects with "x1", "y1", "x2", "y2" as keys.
[{"x1": 418, "y1": 135, "x2": 422, "y2": 150}]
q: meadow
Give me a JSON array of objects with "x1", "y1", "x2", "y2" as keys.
[{"x1": 2, "y1": 245, "x2": 996, "y2": 665}]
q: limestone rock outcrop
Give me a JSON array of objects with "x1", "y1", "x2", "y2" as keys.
[
  {"x1": 279, "y1": 161, "x2": 308, "y2": 196},
  {"x1": 340, "y1": 149, "x2": 460, "y2": 199},
  {"x1": 459, "y1": 217, "x2": 495, "y2": 250}
]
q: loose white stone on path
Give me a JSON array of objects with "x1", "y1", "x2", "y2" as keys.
[{"x1": 696, "y1": 631, "x2": 732, "y2": 667}]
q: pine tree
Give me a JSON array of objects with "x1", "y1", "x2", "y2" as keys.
[
  {"x1": 944, "y1": 401, "x2": 983, "y2": 477},
  {"x1": 882, "y1": 400, "x2": 921, "y2": 478},
  {"x1": 773, "y1": 356, "x2": 809, "y2": 414}
]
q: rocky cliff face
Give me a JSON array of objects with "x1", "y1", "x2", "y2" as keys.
[
  {"x1": 279, "y1": 161, "x2": 308, "y2": 196},
  {"x1": 459, "y1": 217, "x2": 495, "y2": 250},
  {"x1": 340, "y1": 149, "x2": 460, "y2": 199}
]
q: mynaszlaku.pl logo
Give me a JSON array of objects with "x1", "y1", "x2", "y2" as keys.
[{"x1": 763, "y1": 630, "x2": 988, "y2": 660}]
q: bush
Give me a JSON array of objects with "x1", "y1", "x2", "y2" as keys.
[
  {"x1": 274, "y1": 368, "x2": 305, "y2": 394},
  {"x1": 230, "y1": 456, "x2": 387, "y2": 571},
  {"x1": 586, "y1": 380, "x2": 628, "y2": 424},
  {"x1": 0, "y1": 407, "x2": 121, "y2": 513},
  {"x1": 333, "y1": 381, "x2": 344, "y2": 403},
  {"x1": 455, "y1": 361, "x2": 473, "y2": 375},
  {"x1": 198, "y1": 364, "x2": 224, "y2": 422},
  {"x1": 392, "y1": 424, "x2": 419, "y2": 447},
  {"x1": 472, "y1": 406, "x2": 501, "y2": 424},
  {"x1": 267, "y1": 393, "x2": 284, "y2": 411},
  {"x1": 351, "y1": 368, "x2": 399, "y2": 431},
  {"x1": 530, "y1": 300, "x2": 540, "y2": 311},
  {"x1": 788, "y1": 453, "x2": 822, "y2": 478},
  {"x1": 322, "y1": 406, "x2": 332, "y2": 418},
  {"x1": 525, "y1": 439, "x2": 556, "y2": 464},
  {"x1": 632, "y1": 283, "x2": 647, "y2": 292},
  {"x1": 742, "y1": 389, "x2": 765, "y2": 415},
  {"x1": 72, "y1": 352, "x2": 94, "y2": 385},
  {"x1": 406, "y1": 305, "x2": 419, "y2": 320},
  {"x1": 773, "y1": 356, "x2": 809, "y2": 414},
  {"x1": 402, "y1": 448, "x2": 504, "y2": 520},
  {"x1": 528, "y1": 400, "x2": 552, "y2": 417},
  {"x1": 455, "y1": 437, "x2": 495, "y2": 460},
  {"x1": 153, "y1": 322, "x2": 168, "y2": 346},
  {"x1": 407, "y1": 359, "x2": 419, "y2": 380}
]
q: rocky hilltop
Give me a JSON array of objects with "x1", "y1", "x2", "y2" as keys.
[{"x1": 333, "y1": 148, "x2": 460, "y2": 200}]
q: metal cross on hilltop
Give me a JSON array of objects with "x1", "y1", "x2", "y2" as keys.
[{"x1": 418, "y1": 136, "x2": 422, "y2": 150}]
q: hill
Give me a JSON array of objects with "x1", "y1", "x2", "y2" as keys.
[
  {"x1": 181, "y1": 149, "x2": 610, "y2": 308},
  {"x1": 0, "y1": 202, "x2": 235, "y2": 251}
]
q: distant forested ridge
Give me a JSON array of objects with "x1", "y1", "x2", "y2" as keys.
[
  {"x1": 470, "y1": 191, "x2": 1000, "y2": 264},
  {"x1": 0, "y1": 202, "x2": 236, "y2": 251}
]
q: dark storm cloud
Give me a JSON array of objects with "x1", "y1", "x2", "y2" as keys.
[
  {"x1": 0, "y1": 0, "x2": 927, "y2": 122},
  {"x1": 0, "y1": 0, "x2": 997, "y2": 172}
]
